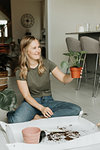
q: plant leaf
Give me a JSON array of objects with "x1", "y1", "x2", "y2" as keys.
[{"x1": 61, "y1": 61, "x2": 69, "y2": 68}]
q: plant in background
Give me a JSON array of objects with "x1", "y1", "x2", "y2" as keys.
[
  {"x1": 0, "y1": 53, "x2": 13, "y2": 91},
  {"x1": 0, "y1": 53, "x2": 12, "y2": 71},
  {"x1": 0, "y1": 54, "x2": 17, "y2": 111},
  {"x1": 61, "y1": 51, "x2": 86, "y2": 78}
]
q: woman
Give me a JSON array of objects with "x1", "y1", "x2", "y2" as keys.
[{"x1": 7, "y1": 35, "x2": 81, "y2": 123}]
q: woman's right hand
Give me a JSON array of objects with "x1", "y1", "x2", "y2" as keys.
[{"x1": 41, "y1": 106, "x2": 53, "y2": 118}]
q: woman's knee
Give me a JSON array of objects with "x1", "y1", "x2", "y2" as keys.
[
  {"x1": 7, "y1": 111, "x2": 17, "y2": 123},
  {"x1": 73, "y1": 104, "x2": 81, "y2": 114},
  {"x1": 7, "y1": 105, "x2": 40, "y2": 123},
  {"x1": 7, "y1": 111, "x2": 24, "y2": 123},
  {"x1": 51, "y1": 102, "x2": 81, "y2": 117}
]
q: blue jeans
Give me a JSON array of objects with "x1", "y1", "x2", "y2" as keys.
[{"x1": 7, "y1": 95, "x2": 81, "y2": 123}]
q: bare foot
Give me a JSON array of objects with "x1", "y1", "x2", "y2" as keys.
[
  {"x1": 97, "y1": 123, "x2": 100, "y2": 127},
  {"x1": 33, "y1": 114, "x2": 45, "y2": 120}
]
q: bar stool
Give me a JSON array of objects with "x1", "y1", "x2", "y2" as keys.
[
  {"x1": 66, "y1": 37, "x2": 81, "y2": 52},
  {"x1": 80, "y1": 36, "x2": 100, "y2": 97},
  {"x1": 94, "y1": 37, "x2": 100, "y2": 97},
  {"x1": 65, "y1": 37, "x2": 86, "y2": 90}
]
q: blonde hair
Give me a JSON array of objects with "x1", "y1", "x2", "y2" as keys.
[{"x1": 19, "y1": 35, "x2": 46, "y2": 79}]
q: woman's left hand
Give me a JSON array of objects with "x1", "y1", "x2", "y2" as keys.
[{"x1": 41, "y1": 106, "x2": 53, "y2": 118}]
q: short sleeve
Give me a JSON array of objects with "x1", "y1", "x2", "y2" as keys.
[
  {"x1": 16, "y1": 70, "x2": 26, "y2": 81},
  {"x1": 47, "y1": 59, "x2": 57, "y2": 72}
]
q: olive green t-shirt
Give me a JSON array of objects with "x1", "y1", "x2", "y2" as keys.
[{"x1": 16, "y1": 59, "x2": 57, "y2": 97}]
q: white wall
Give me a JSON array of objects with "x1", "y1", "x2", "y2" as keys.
[
  {"x1": 11, "y1": 0, "x2": 42, "y2": 43},
  {"x1": 47, "y1": 0, "x2": 100, "y2": 68}
]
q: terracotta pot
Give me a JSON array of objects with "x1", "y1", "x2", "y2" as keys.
[
  {"x1": 0, "y1": 44, "x2": 9, "y2": 54},
  {"x1": 70, "y1": 67, "x2": 82, "y2": 78},
  {"x1": 22, "y1": 127, "x2": 41, "y2": 144},
  {"x1": 0, "y1": 71, "x2": 8, "y2": 91}
]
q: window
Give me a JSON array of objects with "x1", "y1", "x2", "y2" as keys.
[{"x1": 0, "y1": 20, "x2": 8, "y2": 37}]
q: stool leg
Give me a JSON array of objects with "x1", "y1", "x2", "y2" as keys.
[
  {"x1": 66, "y1": 57, "x2": 70, "y2": 73},
  {"x1": 95, "y1": 76, "x2": 100, "y2": 97},
  {"x1": 76, "y1": 53, "x2": 86, "y2": 90},
  {"x1": 92, "y1": 54, "x2": 98, "y2": 97}
]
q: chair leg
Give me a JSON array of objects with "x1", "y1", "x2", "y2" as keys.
[
  {"x1": 76, "y1": 53, "x2": 86, "y2": 90},
  {"x1": 84, "y1": 63, "x2": 88, "y2": 82},
  {"x1": 95, "y1": 76, "x2": 100, "y2": 97},
  {"x1": 95, "y1": 54, "x2": 100, "y2": 97},
  {"x1": 66, "y1": 57, "x2": 70, "y2": 73},
  {"x1": 92, "y1": 54, "x2": 99, "y2": 97}
]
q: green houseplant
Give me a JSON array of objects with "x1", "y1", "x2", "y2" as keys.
[
  {"x1": 0, "y1": 53, "x2": 12, "y2": 91},
  {"x1": 0, "y1": 53, "x2": 17, "y2": 111},
  {"x1": 61, "y1": 51, "x2": 86, "y2": 78}
]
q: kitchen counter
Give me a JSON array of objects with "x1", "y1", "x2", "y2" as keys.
[{"x1": 65, "y1": 31, "x2": 100, "y2": 40}]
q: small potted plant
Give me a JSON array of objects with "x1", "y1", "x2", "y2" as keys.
[
  {"x1": 0, "y1": 53, "x2": 12, "y2": 91},
  {"x1": 61, "y1": 51, "x2": 86, "y2": 78}
]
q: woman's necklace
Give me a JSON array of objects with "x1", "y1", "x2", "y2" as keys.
[{"x1": 30, "y1": 62, "x2": 38, "y2": 69}]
